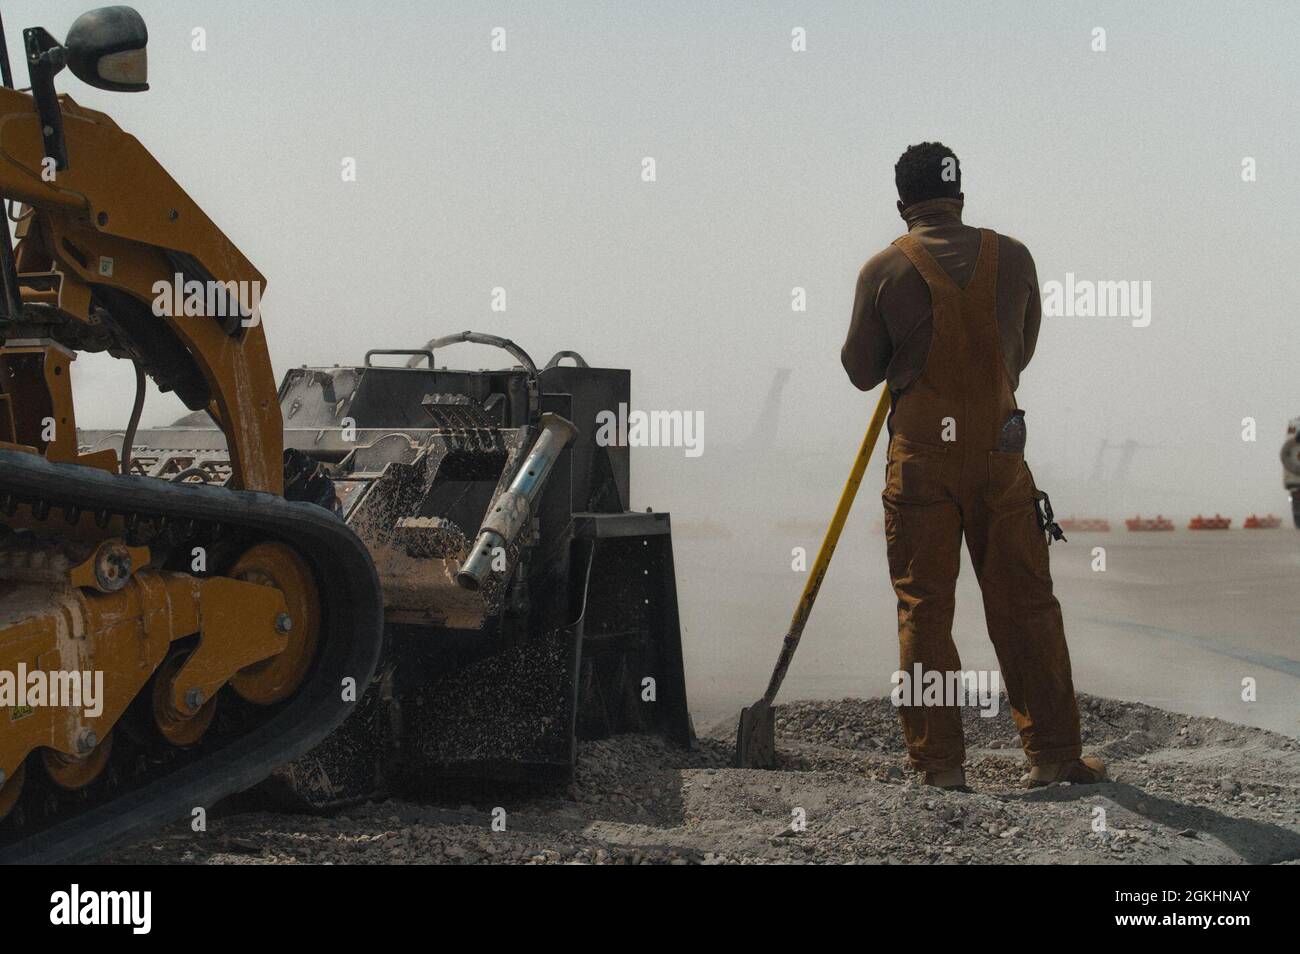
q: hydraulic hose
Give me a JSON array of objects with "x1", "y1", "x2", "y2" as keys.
[{"x1": 120, "y1": 364, "x2": 146, "y2": 475}]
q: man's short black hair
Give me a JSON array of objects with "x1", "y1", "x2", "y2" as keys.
[{"x1": 894, "y1": 142, "x2": 961, "y2": 206}]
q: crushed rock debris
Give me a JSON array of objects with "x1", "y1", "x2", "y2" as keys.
[{"x1": 100, "y1": 694, "x2": 1300, "y2": 865}]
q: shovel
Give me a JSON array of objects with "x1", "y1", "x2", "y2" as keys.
[{"x1": 734, "y1": 386, "x2": 892, "y2": 768}]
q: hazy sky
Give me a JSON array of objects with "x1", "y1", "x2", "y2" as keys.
[{"x1": 9, "y1": 0, "x2": 1299, "y2": 516}]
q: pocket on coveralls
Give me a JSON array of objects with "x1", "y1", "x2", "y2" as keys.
[
  {"x1": 884, "y1": 436, "x2": 947, "y2": 504},
  {"x1": 986, "y1": 450, "x2": 1036, "y2": 511}
]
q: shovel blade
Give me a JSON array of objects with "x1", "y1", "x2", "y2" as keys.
[{"x1": 734, "y1": 699, "x2": 776, "y2": 768}]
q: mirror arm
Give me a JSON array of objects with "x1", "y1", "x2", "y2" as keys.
[{"x1": 22, "y1": 27, "x2": 68, "y2": 171}]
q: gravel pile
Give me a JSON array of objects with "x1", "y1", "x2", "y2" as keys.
[{"x1": 101, "y1": 694, "x2": 1300, "y2": 865}]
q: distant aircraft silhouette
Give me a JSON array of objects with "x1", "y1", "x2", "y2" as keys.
[
  {"x1": 1087, "y1": 437, "x2": 1160, "y2": 484},
  {"x1": 740, "y1": 368, "x2": 791, "y2": 452}
]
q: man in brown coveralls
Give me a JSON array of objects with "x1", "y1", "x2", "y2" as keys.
[{"x1": 841, "y1": 142, "x2": 1105, "y2": 790}]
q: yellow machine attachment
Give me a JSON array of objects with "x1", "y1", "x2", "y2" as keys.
[
  {"x1": 0, "y1": 22, "x2": 281, "y2": 490},
  {"x1": 0, "y1": 7, "x2": 382, "y2": 862}
]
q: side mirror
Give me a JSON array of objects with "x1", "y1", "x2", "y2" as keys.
[{"x1": 65, "y1": 6, "x2": 148, "y2": 92}]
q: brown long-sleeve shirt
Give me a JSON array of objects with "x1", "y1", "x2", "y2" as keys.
[{"x1": 841, "y1": 198, "x2": 1041, "y2": 394}]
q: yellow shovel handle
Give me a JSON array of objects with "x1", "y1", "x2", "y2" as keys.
[{"x1": 763, "y1": 386, "x2": 892, "y2": 702}]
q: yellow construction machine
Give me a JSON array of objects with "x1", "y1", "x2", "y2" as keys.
[{"x1": 0, "y1": 7, "x2": 385, "y2": 861}]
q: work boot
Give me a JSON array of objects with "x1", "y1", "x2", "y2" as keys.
[
  {"x1": 923, "y1": 766, "x2": 971, "y2": 792},
  {"x1": 1025, "y1": 755, "x2": 1107, "y2": 787}
]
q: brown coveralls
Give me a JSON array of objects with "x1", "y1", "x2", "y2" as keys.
[{"x1": 883, "y1": 229, "x2": 1081, "y2": 772}]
